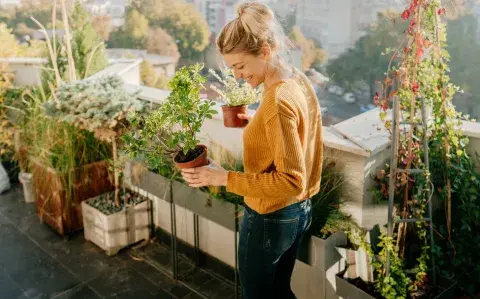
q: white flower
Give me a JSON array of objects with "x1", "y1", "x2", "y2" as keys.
[{"x1": 209, "y1": 68, "x2": 259, "y2": 106}]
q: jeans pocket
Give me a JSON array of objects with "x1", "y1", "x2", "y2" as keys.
[{"x1": 263, "y1": 217, "x2": 299, "y2": 255}]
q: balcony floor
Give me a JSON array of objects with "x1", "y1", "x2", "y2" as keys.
[{"x1": 0, "y1": 185, "x2": 236, "y2": 299}]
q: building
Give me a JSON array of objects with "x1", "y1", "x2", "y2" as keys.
[
  {"x1": 0, "y1": 0, "x2": 20, "y2": 6},
  {"x1": 296, "y1": 0, "x2": 404, "y2": 59},
  {"x1": 106, "y1": 49, "x2": 178, "y2": 78},
  {"x1": 82, "y1": 0, "x2": 127, "y2": 27}
]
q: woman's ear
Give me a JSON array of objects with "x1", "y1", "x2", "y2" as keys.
[{"x1": 261, "y1": 44, "x2": 272, "y2": 60}]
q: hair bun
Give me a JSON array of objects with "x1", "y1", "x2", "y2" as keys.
[{"x1": 237, "y1": 2, "x2": 273, "y2": 20}]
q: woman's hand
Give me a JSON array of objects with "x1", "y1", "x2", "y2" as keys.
[
  {"x1": 181, "y1": 158, "x2": 228, "y2": 188},
  {"x1": 237, "y1": 113, "x2": 253, "y2": 121}
]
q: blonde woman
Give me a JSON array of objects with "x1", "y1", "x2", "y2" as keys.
[{"x1": 181, "y1": 2, "x2": 323, "y2": 298}]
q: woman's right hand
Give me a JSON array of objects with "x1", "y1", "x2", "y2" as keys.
[{"x1": 237, "y1": 113, "x2": 253, "y2": 121}]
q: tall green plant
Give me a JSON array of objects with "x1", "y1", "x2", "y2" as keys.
[{"x1": 372, "y1": 0, "x2": 480, "y2": 297}]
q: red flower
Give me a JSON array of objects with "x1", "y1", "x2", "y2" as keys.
[
  {"x1": 380, "y1": 100, "x2": 389, "y2": 110},
  {"x1": 438, "y1": 7, "x2": 446, "y2": 15},
  {"x1": 416, "y1": 47, "x2": 424, "y2": 59},
  {"x1": 404, "y1": 46, "x2": 410, "y2": 53},
  {"x1": 374, "y1": 92, "x2": 381, "y2": 105},
  {"x1": 408, "y1": 20, "x2": 416, "y2": 35},
  {"x1": 412, "y1": 83, "x2": 419, "y2": 93},
  {"x1": 402, "y1": 9, "x2": 410, "y2": 20}
]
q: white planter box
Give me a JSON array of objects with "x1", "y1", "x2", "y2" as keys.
[{"x1": 82, "y1": 197, "x2": 150, "y2": 256}]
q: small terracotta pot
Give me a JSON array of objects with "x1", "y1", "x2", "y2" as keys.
[
  {"x1": 174, "y1": 145, "x2": 209, "y2": 169},
  {"x1": 222, "y1": 105, "x2": 248, "y2": 128}
]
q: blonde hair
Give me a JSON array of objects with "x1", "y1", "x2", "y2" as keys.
[{"x1": 216, "y1": 2, "x2": 292, "y2": 58}]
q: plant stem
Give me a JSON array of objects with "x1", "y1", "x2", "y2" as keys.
[{"x1": 112, "y1": 136, "x2": 120, "y2": 207}]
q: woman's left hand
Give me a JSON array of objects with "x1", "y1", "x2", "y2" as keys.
[{"x1": 181, "y1": 158, "x2": 228, "y2": 188}]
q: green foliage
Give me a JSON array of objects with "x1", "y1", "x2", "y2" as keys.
[
  {"x1": 134, "y1": 0, "x2": 210, "y2": 60},
  {"x1": 69, "y1": 1, "x2": 108, "y2": 79},
  {"x1": 43, "y1": 75, "x2": 145, "y2": 133},
  {"x1": 124, "y1": 63, "x2": 217, "y2": 164},
  {"x1": 309, "y1": 159, "x2": 345, "y2": 237},
  {"x1": 373, "y1": 233, "x2": 412, "y2": 299},
  {"x1": 140, "y1": 60, "x2": 171, "y2": 90},
  {"x1": 327, "y1": 10, "x2": 406, "y2": 98},
  {"x1": 208, "y1": 68, "x2": 259, "y2": 107}
]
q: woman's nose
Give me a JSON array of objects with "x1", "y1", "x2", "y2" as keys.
[{"x1": 233, "y1": 70, "x2": 242, "y2": 80}]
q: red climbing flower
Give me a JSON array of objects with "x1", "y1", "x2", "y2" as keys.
[
  {"x1": 412, "y1": 83, "x2": 420, "y2": 93},
  {"x1": 438, "y1": 7, "x2": 446, "y2": 15},
  {"x1": 402, "y1": 9, "x2": 410, "y2": 20}
]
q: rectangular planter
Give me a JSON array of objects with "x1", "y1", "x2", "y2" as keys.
[
  {"x1": 335, "y1": 246, "x2": 374, "y2": 282},
  {"x1": 294, "y1": 232, "x2": 347, "y2": 299},
  {"x1": 82, "y1": 196, "x2": 150, "y2": 256},
  {"x1": 335, "y1": 269, "x2": 376, "y2": 299},
  {"x1": 172, "y1": 180, "x2": 242, "y2": 231},
  {"x1": 124, "y1": 161, "x2": 172, "y2": 228},
  {"x1": 32, "y1": 160, "x2": 113, "y2": 236}
]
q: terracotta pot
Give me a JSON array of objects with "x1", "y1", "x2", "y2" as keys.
[
  {"x1": 174, "y1": 145, "x2": 209, "y2": 169},
  {"x1": 221, "y1": 105, "x2": 248, "y2": 128}
]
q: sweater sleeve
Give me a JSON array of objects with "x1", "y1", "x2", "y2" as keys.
[{"x1": 226, "y1": 111, "x2": 306, "y2": 198}]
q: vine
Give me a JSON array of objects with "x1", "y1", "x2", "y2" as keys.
[{"x1": 372, "y1": 0, "x2": 471, "y2": 296}]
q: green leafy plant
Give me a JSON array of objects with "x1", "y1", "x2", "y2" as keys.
[
  {"x1": 43, "y1": 75, "x2": 146, "y2": 206},
  {"x1": 125, "y1": 63, "x2": 217, "y2": 164},
  {"x1": 371, "y1": 0, "x2": 479, "y2": 297},
  {"x1": 208, "y1": 68, "x2": 258, "y2": 107}
]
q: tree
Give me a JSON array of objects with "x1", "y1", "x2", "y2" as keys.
[
  {"x1": 69, "y1": 0, "x2": 108, "y2": 78},
  {"x1": 135, "y1": 0, "x2": 210, "y2": 61},
  {"x1": 146, "y1": 27, "x2": 179, "y2": 58},
  {"x1": 327, "y1": 10, "x2": 406, "y2": 99},
  {"x1": 0, "y1": 23, "x2": 20, "y2": 57},
  {"x1": 91, "y1": 15, "x2": 111, "y2": 42},
  {"x1": 289, "y1": 26, "x2": 323, "y2": 71},
  {"x1": 14, "y1": 22, "x2": 33, "y2": 37},
  {"x1": 140, "y1": 60, "x2": 170, "y2": 90},
  {"x1": 124, "y1": 8, "x2": 148, "y2": 45}
]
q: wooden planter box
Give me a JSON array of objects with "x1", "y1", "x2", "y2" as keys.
[
  {"x1": 32, "y1": 160, "x2": 113, "y2": 236},
  {"x1": 172, "y1": 180, "x2": 242, "y2": 231},
  {"x1": 292, "y1": 232, "x2": 347, "y2": 299},
  {"x1": 82, "y1": 196, "x2": 150, "y2": 256},
  {"x1": 124, "y1": 161, "x2": 172, "y2": 228}
]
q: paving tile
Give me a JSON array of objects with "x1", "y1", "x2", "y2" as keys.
[
  {"x1": 51, "y1": 284, "x2": 102, "y2": 299},
  {"x1": 87, "y1": 267, "x2": 173, "y2": 299},
  {"x1": 0, "y1": 223, "x2": 81, "y2": 298}
]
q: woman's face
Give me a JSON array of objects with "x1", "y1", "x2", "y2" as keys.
[{"x1": 223, "y1": 50, "x2": 270, "y2": 88}]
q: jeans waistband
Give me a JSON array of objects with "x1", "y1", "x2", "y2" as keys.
[{"x1": 245, "y1": 198, "x2": 311, "y2": 217}]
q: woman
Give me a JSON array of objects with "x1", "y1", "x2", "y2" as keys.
[{"x1": 181, "y1": 2, "x2": 323, "y2": 298}]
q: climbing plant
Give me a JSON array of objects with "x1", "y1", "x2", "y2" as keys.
[{"x1": 372, "y1": 0, "x2": 479, "y2": 297}]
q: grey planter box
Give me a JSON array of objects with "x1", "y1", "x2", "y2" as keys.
[
  {"x1": 124, "y1": 161, "x2": 172, "y2": 228},
  {"x1": 292, "y1": 232, "x2": 347, "y2": 299},
  {"x1": 124, "y1": 161, "x2": 172, "y2": 203},
  {"x1": 172, "y1": 180, "x2": 242, "y2": 231},
  {"x1": 335, "y1": 269, "x2": 376, "y2": 299}
]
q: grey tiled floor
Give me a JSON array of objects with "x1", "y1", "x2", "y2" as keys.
[{"x1": 0, "y1": 186, "x2": 236, "y2": 299}]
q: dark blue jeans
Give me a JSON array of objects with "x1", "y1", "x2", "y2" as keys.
[{"x1": 238, "y1": 199, "x2": 312, "y2": 299}]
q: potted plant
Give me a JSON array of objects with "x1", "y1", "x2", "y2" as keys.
[
  {"x1": 209, "y1": 68, "x2": 258, "y2": 128},
  {"x1": 127, "y1": 63, "x2": 217, "y2": 169},
  {"x1": 43, "y1": 74, "x2": 150, "y2": 254}
]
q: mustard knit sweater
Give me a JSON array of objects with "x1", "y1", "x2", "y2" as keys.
[{"x1": 226, "y1": 72, "x2": 323, "y2": 214}]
